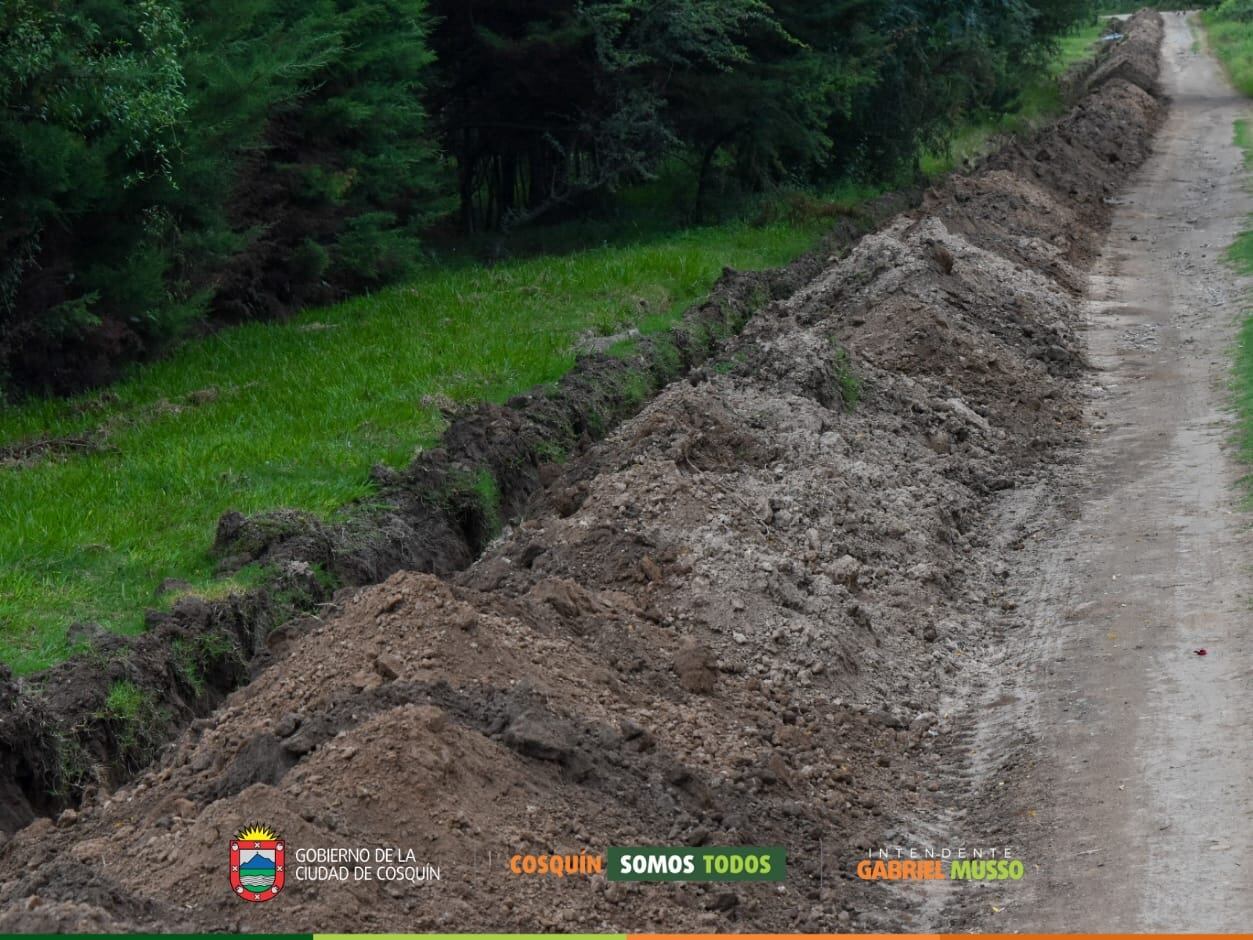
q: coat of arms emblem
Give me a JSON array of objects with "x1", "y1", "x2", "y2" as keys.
[{"x1": 230, "y1": 825, "x2": 285, "y2": 902}]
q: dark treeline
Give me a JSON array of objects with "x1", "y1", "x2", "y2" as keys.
[{"x1": 1, "y1": 0, "x2": 1093, "y2": 396}]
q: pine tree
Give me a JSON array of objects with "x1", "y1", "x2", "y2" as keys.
[
  {"x1": 0, "y1": 0, "x2": 190, "y2": 392},
  {"x1": 185, "y1": 0, "x2": 442, "y2": 317},
  {"x1": 0, "y1": 0, "x2": 444, "y2": 394}
]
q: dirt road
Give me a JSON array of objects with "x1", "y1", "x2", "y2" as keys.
[{"x1": 967, "y1": 11, "x2": 1253, "y2": 931}]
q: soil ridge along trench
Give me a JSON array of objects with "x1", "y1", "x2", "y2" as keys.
[
  {"x1": 0, "y1": 193, "x2": 917, "y2": 833},
  {"x1": 0, "y1": 12, "x2": 1168, "y2": 933}
]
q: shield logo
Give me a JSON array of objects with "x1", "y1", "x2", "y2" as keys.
[{"x1": 230, "y1": 826, "x2": 285, "y2": 902}]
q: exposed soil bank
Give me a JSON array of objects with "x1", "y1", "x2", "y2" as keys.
[
  {"x1": 0, "y1": 194, "x2": 916, "y2": 834},
  {"x1": 0, "y1": 13, "x2": 1164, "y2": 932}
]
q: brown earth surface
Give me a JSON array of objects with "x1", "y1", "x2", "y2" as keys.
[
  {"x1": 0, "y1": 194, "x2": 916, "y2": 835},
  {"x1": 0, "y1": 12, "x2": 1170, "y2": 933},
  {"x1": 937, "y1": 11, "x2": 1253, "y2": 931}
]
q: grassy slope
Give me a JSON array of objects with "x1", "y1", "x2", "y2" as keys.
[
  {"x1": 1224, "y1": 120, "x2": 1253, "y2": 475},
  {"x1": 0, "y1": 223, "x2": 824, "y2": 673},
  {"x1": 1206, "y1": 7, "x2": 1253, "y2": 97},
  {"x1": 0, "y1": 27, "x2": 1107, "y2": 674},
  {"x1": 1204, "y1": 7, "x2": 1253, "y2": 482}
]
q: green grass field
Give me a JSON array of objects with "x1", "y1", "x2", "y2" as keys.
[
  {"x1": 0, "y1": 222, "x2": 832, "y2": 674},
  {"x1": 0, "y1": 26, "x2": 1108, "y2": 675},
  {"x1": 1229, "y1": 120, "x2": 1253, "y2": 259},
  {"x1": 1208, "y1": 0, "x2": 1253, "y2": 483}
]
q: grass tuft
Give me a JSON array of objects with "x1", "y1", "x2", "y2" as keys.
[
  {"x1": 100, "y1": 678, "x2": 167, "y2": 761},
  {"x1": 103, "y1": 679, "x2": 145, "y2": 723},
  {"x1": 833, "y1": 347, "x2": 862, "y2": 410}
]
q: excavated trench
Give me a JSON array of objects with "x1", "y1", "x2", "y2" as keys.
[
  {"x1": 0, "y1": 13, "x2": 1164, "y2": 933},
  {"x1": 0, "y1": 196, "x2": 916, "y2": 835}
]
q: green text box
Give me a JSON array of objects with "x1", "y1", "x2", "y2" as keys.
[{"x1": 606, "y1": 845, "x2": 785, "y2": 882}]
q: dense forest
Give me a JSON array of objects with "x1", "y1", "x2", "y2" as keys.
[{"x1": 1, "y1": 0, "x2": 1095, "y2": 396}]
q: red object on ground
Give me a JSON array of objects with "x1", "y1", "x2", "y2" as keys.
[{"x1": 1194, "y1": 648, "x2": 1208, "y2": 656}]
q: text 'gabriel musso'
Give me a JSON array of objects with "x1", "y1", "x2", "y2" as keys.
[{"x1": 857, "y1": 847, "x2": 1024, "y2": 881}]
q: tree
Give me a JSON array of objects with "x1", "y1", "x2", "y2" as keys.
[
  {"x1": 1, "y1": 0, "x2": 1102, "y2": 395},
  {"x1": 184, "y1": 0, "x2": 443, "y2": 319},
  {"x1": 0, "y1": 0, "x2": 443, "y2": 395},
  {"x1": 0, "y1": 0, "x2": 191, "y2": 392},
  {"x1": 426, "y1": 0, "x2": 790, "y2": 231}
]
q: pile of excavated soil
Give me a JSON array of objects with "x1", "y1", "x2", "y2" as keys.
[
  {"x1": 0, "y1": 193, "x2": 918, "y2": 835},
  {"x1": 0, "y1": 13, "x2": 1163, "y2": 933}
]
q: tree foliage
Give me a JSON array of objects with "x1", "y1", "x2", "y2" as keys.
[
  {"x1": 0, "y1": 0, "x2": 438, "y2": 393},
  {"x1": 0, "y1": 0, "x2": 191, "y2": 390},
  {"x1": 427, "y1": 0, "x2": 1099, "y2": 230},
  {"x1": 1, "y1": 0, "x2": 1097, "y2": 395}
]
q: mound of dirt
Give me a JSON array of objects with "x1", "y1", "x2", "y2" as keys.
[
  {"x1": 1081, "y1": 13, "x2": 1162, "y2": 98},
  {"x1": 0, "y1": 12, "x2": 1164, "y2": 933},
  {"x1": 0, "y1": 193, "x2": 916, "y2": 833}
]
